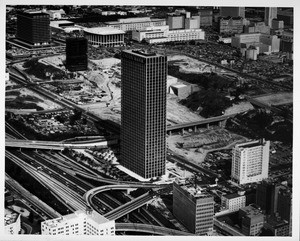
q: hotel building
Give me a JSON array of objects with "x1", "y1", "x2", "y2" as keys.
[{"x1": 231, "y1": 139, "x2": 270, "y2": 185}]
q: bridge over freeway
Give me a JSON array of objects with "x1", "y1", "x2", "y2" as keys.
[
  {"x1": 84, "y1": 184, "x2": 169, "y2": 221},
  {"x1": 166, "y1": 113, "x2": 237, "y2": 134},
  {"x1": 115, "y1": 223, "x2": 194, "y2": 236},
  {"x1": 5, "y1": 138, "x2": 118, "y2": 150}
]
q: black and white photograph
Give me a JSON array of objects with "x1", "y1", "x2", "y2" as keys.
[{"x1": 2, "y1": 0, "x2": 299, "y2": 240}]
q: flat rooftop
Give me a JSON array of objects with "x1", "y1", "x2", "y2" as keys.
[
  {"x1": 123, "y1": 49, "x2": 163, "y2": 58},
  {"x1": 42, "y1": 210, "x2": 110, "y2": 228},
  {"x1": 84, "y1": 27, "x2": 125, "y2": 35}
]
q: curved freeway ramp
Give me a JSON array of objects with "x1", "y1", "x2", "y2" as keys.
[{"x1": 115, "y1": 223, "x2": 194, "y2": 236}]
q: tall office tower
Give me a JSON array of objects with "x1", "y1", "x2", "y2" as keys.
[
  {"x1": 121, "y1": 49, "x2": 167, "y2": 178},
  {"x1": 264, "y1": 7, "x2": 277, "y2": 27},
  {"x1": 277, "y1": 187, "x2": 292, "y2": 236},
  {"x1": 41, "y1": 209, "x2": 115, "y2": 235},
  {"x1": 16, "y1": 11, "x2": 50, "y2": 46},
  {"x1": 66, "y1": 37, "x2": 88, "y2": 72},
  {"x1": 231, "y1": 139, "x2": 270, "y2": 185},
  {"x1": 173, "y1": 180, "x2": 215, "y2": 235},
  {"x1": 256, "y1": 179, "x2": 280, "y2": 215},
  {"x1": 220, "y1": 7, "x2": 245, "y2": 18}
]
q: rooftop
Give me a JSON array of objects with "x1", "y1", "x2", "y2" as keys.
[
  {"x1": 5, "y1": 209, "x2": 19, "y2": 226},
  {"x1": 42, "y1": 210, "x2": 110, "y2": 228},
  {"x1": 224, "y1": 192, "x2": 243, "y2": 199},
  {"x1": 236, "y1": 139, "x2": 267, "y2": 149},
  {"x1": 123, "y1": 49, "x2": 162, "y2": 58},
  {"x1": 83, "y1": 27, "x2": 125, "y2": 35},
  {"x1": 240, "y1": 205, "x2": 264, "y2": 218}
]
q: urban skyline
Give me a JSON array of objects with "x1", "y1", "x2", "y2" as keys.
[{"x1": 3, "y1": 3, "x2": 297, "y2": 240}]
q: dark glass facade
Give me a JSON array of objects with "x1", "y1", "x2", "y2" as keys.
[
  {"x1": 66, "y1": 37, "x2": 88, "y2": 72},
  {"x1": 121, "y1": 50, "x2": 167, "y2": 178},
  {"x1": 16, "y1": 11, "x2": 50, "y2": 45}
]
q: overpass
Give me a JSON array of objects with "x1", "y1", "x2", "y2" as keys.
[
  {"x1": 84, "y1": 184, "x2": 169, "y2": 221},
  {"x1": 115, "y1": 223, "x2": 194, "y2": 236},
  {"x1": 166, "y1": 113, "x2": 237, "y2": 134},
  {"x1": 5, "y1": 138, "x2": 118, "y2": 150},
  {"x1": 104, "y1": 191, "x2": 155, "y2": 220}
]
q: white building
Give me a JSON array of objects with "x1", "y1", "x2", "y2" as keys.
[
  {"x1": 5, "y1": 209, "x2": 21, "y2": 235},
  {"x1": 168, "y1": 28, "x2": 205, "y2": 42},
  {"x1": 105, "y1": 17, "x2": 166, "y2": 32},
  {"x1": 231, "y1": 139, "x2": 270, "y2": 185},
  {"x1": 132, "y1": 25, "x2": 205, "y2": 44},
  {"x1": 83, "y1": 27, "x2": 125, "y2": 47},
  {"x1": 44, "y1": 9, "x2": 66, "y2": 20},
  {"x1": 132, "y1": 25, "x2": 169, "y2": 42},
  {"x1": 41, "y1": 210, "x2": 115, "y2": 235},
  {"x1": 221, "y1": 192, "x2": 246, "y2": 212},
  {"x1": 231, "y1": 33, "x2": 280, "y2": 53}
]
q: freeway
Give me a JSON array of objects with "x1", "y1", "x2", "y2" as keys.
[
  {"x1": 5, "y1": 173, "x2": 61, "y2": 219},
  {"x1": 115, "y1": 223, "x2": 194, "y2": 236},
  {"x1": 167, "y1": 149, "x2": 220, "y2": 179}
]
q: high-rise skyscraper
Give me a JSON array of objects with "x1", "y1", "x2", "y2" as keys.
[
  {"x1": 256, "y1": 179, "x2": 280, "y2": 215},
  {"x1": 66, "y1": 37, "x2": 88, "y2": 72},
  {"x1": 231, "y1": 139, "x2": 270, "y2": 185},
  {"x1": 121, "y1": 49, "x2": 167, "y2": 178},
  {"x1": 264, "y1": 7, "x2": 278, "y2": 27},
  {"x1": 220, "y1": 7, "x2": 245, "y2": 18},
  {"x1": 16, "y1": 11, "x2": 50, "y2": 46}
]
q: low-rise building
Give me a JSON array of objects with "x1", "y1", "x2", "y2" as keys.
[
  {"x1": 41, "y1": 209, "x2": 115, "y2": 235},
  {"x1": 244, "y1": 22, "x2": 270, "y2": 34},
  {"x1": 133, "y1": 25, "x2": 205, "y2": 44},
  {"x1": 44, "y1": 9, "x2": 65, "y2": 20},
  {"x1": 221, "y1": 191, "x2": 246, "y2": 212},
  {"x1": 232, "y1": 33, "x2": 280, "y2": 54},
  {"x1": 264, "y1": 215, "x2": 290, "y2": 236},
  {"x1": 239, "y1": 205, "x2": 265, "y2": 236},
  {"x1": 219, "y1": 17, "x2": 244, "y2": 34},
  {"x1": 104, "y1": 17, "x2": 166, "y2": 32},
  {"x1": 83, "y1": 27, "x2": 125, "y2": 47},
  {"x1": 5, "y1": 208, "x2": 21, "y2": 235}
]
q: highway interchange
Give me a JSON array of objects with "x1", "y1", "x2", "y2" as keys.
[{"x1": 5, "y1": 61, "x2": 246, "y2": 236}]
